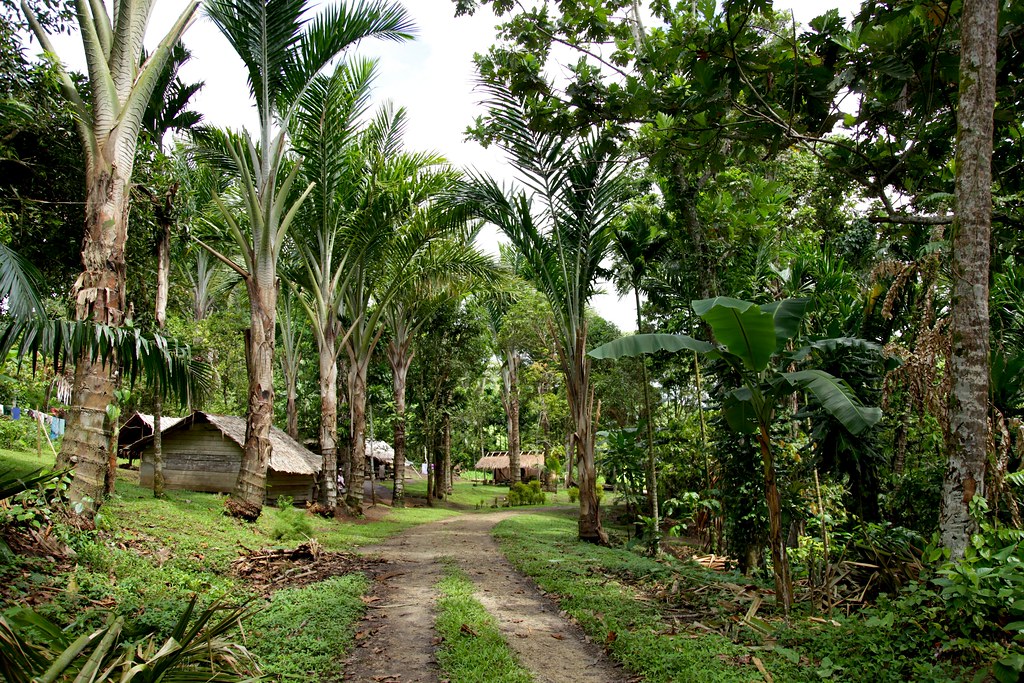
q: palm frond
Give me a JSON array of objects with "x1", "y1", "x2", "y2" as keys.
[{"x1": 0, "y1": 244, "x2": 47, "y2": 322}]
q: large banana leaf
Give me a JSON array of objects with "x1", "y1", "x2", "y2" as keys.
[
  {"x1": 759, "y1": 298, "x2": 810, "y2": 350},
  {"x1": 782, "y1": 369, "x2": 882, "y2": 435},
  {"x1": 588, "y1": 333, "x2": 715, "y2": 360},
  {"x1": 692, "y1": 297, "x2": 776, "y2": 371},
  {"x1": 721, "y1": 387, "x2": 759, "y2": 434}
]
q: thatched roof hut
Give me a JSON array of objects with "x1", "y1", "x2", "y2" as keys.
[
  {"x1": 138, "y1": 411, "x2": 321, "y2": 504},
  {"x1": 118, "y1": 411, "x2": 184, "y2": 451},
  {"x1": 366, "y1": 439, "x2": 395, "y2": 464},
  {"x1": 474, "y1": 451, "x2": 545, "y2": 483}
]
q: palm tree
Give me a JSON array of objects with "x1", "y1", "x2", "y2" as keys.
[
  {"x1": 456, "y1": 84, "x2": 628, "y2": 544},
  {"x1": 20, "y1": 0, "x2": 201, "y2": 514},
  {"x1": 611, "y1": 208, "x2": 668, "y2": 546},
  {"x1": 197, "y1": 0, "x2": 413, "y2": 520},
  {"x1": 287, "y1": 59, "x2": 377, "y2": 509},
  {"x1": 382, "y1": 227, "x2": 497, "y2": 506},
  {"x1": 339, "y1": 127, "x2": 468, "y2": 513},
  {"x1": 136, "y1": 46, "x2": 204, "y2": 499},
  {"x1": 277, "y1": 286, "x2": 306, "y2": 440}
]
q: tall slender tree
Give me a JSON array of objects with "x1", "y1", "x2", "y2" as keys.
[
  {"x1": 197, "y1": 0, "x2": 413, "y2": 520},
  {"x1": 457, "y1": 84, "x2": 627, "y2": 544},
  {"x1": 942, "y1": 0, "x2": 998, "y2": 557},
  {"x1": 20, "y1": 0, "x2": 200, "y2": 513},
  {"x1": 288, "y1": 58, "x2": 377, "y2": 509}
]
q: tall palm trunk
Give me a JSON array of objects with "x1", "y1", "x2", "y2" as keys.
[
  {"x1": 635, "y1": 287, "x2": 658, "y2": 540},
  {"x1": 942, "y1": 0, "x2": 996, "y2": 558},
  {"x1": 443, "y1": 409, "x2": 453, "y2": 495},
  {"x1": 318, "y1": 325, "x2": 339, "y2": 507},
  {"x1": 346, "y1": 352, "x2": 369, "y2": 513},
  {"x1": 60, "y1": 162, "x2": 132, "y2": 512},
  {"x1": 502, "y1": 351, "x2": 522, "y2": 485},
  {"x1": 387, "y1": 337, "x2": 413, "y2": 506},
  {"x1": 229, "y1": 275, "x2": 277, "y2": 520},
  {"x1": 563, "y1": 326, "x2": 607, "y2": 544},
  {"x1": 153, "y1": 215, "x2": 172, "y2": 498}
]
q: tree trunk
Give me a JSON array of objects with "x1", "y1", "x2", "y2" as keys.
[
  {"x1": 942, "y1": 0, "x2": 997, "y2": 559},
  {"x1": 346, "y1": 355, "x2": 369, "y2": 514},
  {"x1": 506, "y1": 352, "x2": 522, "y2": 485},
  {"x1": 563, "y1": 326, "x2": 607, "y2": 545},
  {"x1": 635, "y1": 287, "x2": 658, "y2": 544},
  {"x1": 60, "y1": 163, "x2": 131, "y2": 515},
  {"x1": 759, "y1": 424, "x2": 793, "y2": 615},
  {"x1": 317, "y1": 326, "x2": 339, "y2": 508},
  {"x1": 388, "y1": 339, "x2": 413, "y2": 507},
  {"x1": 153, "y1": 211, "x2": 171, "y2": 499},
  {"x1": 227, "y1": 275, "x2": 277, "y2": 521},
  {"x1": 443, "y1": 409, "x2": 453, "y2": 496},
  {"x1": 153, "y1": 394, "x2": 165, "y2": 498}
]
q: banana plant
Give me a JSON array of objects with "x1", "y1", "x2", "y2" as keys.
[{"x1": 590, "y1": 296, "x2": 882, "y2": 615}]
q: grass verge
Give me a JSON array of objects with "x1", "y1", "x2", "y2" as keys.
[
  {"x1": 434, "y1": 559, "x2": 534, "y2": 683},
  {"x1": 493, "y1": 511, "x2": 768, "y2": 683},
  {"x1": 248, "y1": 574, "x2": 368, "y2": 681}
]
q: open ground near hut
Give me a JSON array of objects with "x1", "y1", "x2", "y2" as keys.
[{"x1": 3, "y1": 446, "x2": 1013, "y2": 682}]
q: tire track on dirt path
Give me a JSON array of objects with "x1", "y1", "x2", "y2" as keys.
[{"x1": 343, "y1": 509, "x2": 626, "y2": 683}]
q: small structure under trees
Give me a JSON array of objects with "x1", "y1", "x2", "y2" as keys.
[
  {"x1": 474, "y1": 451, "x2": 545, "y2": 484},
  {"x1": 117, "y1": 412, "x2": 183, "y2": 463},
  {"x1": 138, "y1": 412, "x2": 321, "y2": 505}
]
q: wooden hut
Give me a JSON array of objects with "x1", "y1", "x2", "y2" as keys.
[
  {"x1": 473, "y1": 451, "x2": 545, "y2": 483},
  {"x1": 118, "y1": 412, "x2": 184, "y2": 466},
  {"x1": 138, "y1": 412, "x2": 321, "y2": 504}
]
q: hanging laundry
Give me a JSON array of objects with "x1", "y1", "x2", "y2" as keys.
[{"x1": 11, "y1": 407, "x2": 21, "y2": 420}]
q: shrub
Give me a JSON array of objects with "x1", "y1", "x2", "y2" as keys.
[
  {"x1": 566, "y1": 485, "x2": 602, "y2": 505},
  {"x1": 269, "y1": 496, "x2": 314, "y2": 541},
  {"x1": 0, "y1": 419, "x2": 40, "y2": 451},
  {"x1": 507, "y1": 481, "x2": 545, "y2": 506}
]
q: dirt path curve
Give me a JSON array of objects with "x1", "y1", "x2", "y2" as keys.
[{"x1": 343, "y1": 509, "x2": 627, "y2": 683}]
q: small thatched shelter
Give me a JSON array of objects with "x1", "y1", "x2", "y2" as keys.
[
  {"x1": 118, "y1": 411, "x2": 183, "y2": 449},
  {"x1": 138, "y1": 412, "x2": 321, "y2": 504},
  {"x1": 474, "y1": 451, "x2": 545, "y2": 483}
]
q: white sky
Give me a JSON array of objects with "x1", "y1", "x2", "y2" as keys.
[{"x1": 32, "y1": 0, "x2": 860, "y2": 333}]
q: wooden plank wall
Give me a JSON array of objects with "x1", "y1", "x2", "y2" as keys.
[{"x1": 139, "y1": 423, "x2": 315, "y2": 504}]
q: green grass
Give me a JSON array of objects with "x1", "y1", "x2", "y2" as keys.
[
  {"x1": 434, "y1": 559, "x2": 534, "y2": 683},
  {"x1": 492, "y1": 511, "x2": 768, "y2": 683},
  {"x1": 403, "y1": 475, "x2": 574, "y2": 509},
  {"x1": 248, "y1": 574, "x2": 368, "y2": 682},
  {"x1": 0, "y1": 444, "x2": 456, "y2": 671}
]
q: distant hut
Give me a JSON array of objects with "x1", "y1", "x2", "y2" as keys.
[
  {"x1": 118, "y1": 412, "x2": 184, "y2": 466},
  {"x1": 473, "y1": 451, "x2": 545, "y2": 484},
  {"x1": 366, "y1": 439, "x2": 394, "y2": 479},
  {"x1": 138, "y1": 411, "x2": 321, "y2": 504}
]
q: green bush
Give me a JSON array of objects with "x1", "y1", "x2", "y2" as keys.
[
  {"x1": 507, "y1": 481, "x2": 545, "y2": 506},
  {"x1": 269, "y1": 496, "x2": 314, "y2": 541},
  {"x1": 565, "y1": 485, "x2": 601, "y2": 505},
  {"x1": 0, "y1": 419, "x2": 40, "y2": 452}
]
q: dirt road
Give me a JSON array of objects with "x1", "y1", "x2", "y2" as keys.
[{"x1": 343, "y1": 509, "x2": 626, "y2": 683}]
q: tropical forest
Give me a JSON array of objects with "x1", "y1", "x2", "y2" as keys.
[{"x1": 0, "y1": 0, "x2": 1021, "y2": 680}]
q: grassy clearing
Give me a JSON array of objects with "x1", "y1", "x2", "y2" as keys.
[
  {"x1": 403, "y1": 475, "x2": 573, "y2": 508},
  {"x1": 493, "y1": 511, "x2": 771, "y2": 683},
  {"x1": 248, "y1": 574, "x2": 368, "y2": 681},
  {"x1": 0, "y1": 447, "x2": 455, "y2": 680},
  {"x1": 434, "y1": 559, "x2": 534, "y2": 683}
]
